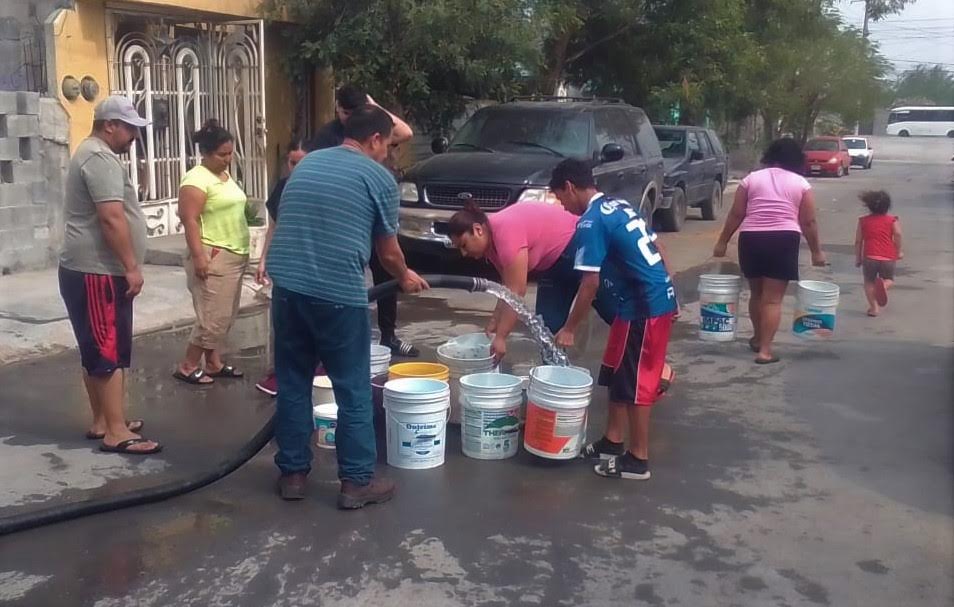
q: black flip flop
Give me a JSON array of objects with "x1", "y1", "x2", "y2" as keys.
[
  {"x1": 755, "y1": 355, "x2": 780, "y2": 365},
  {"x1": 173, "y1": 368, "x2": 214, "y2": 385},
  {"x1": 207, "y1": 364, "x2": 244, "y2": 378},
  {"x1": 85, "y1": 419, "x2": 144, "y2": 440},
  {"x1": 748, "y1": 337, "x2": 760, "y2": 353},
  {"x1": 100, "y1": 437, "x2": 163, "y2": 455}
]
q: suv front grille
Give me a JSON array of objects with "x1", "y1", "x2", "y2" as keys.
[{"x1": 425, "y1": 184, "x2": 512, "y2": 210}]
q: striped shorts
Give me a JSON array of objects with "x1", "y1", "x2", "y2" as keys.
[{"x1": 58, "y1": 266, "x2": 133, "y2": 376}]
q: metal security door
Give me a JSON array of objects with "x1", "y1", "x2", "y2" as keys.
[{"x1": 107, "y1": 11, "x2": 267, "y2": 237}]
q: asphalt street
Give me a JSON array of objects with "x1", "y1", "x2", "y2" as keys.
[{"x1": 0, "y1": 136, "x2": 951, "y2": 607}]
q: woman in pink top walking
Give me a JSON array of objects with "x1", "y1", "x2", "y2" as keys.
[{"x1": 714, "y1": 139, "x2": 826, "y2": 364}]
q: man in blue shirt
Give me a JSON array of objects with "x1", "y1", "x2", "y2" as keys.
[
  {"x1": 267, "y1": 106, "x2": 428, "y2": 507},
  {"x1": 550, "y1": 159, "x2": 677, "y2": 481}
]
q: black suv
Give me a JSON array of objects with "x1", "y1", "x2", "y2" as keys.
[
  {"x1": 398, "y1": 98, "x2": 665, "y2": 260},
  {"x1": 652, "y1": 125, "x2": 728, "y2": 231}
]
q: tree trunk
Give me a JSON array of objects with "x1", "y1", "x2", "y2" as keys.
[
  {"x1": 761, "y1": 110, "x2": 777, "y2": 142},
  {"x1": 543, "y1": 29, "x2": 573, "y2": 95}
]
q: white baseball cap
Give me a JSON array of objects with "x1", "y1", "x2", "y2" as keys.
[{"x1": 93, "y1": 95, "x2": 149, "y2": 127}]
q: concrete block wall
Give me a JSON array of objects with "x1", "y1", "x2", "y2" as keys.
[{"x1": 0, "y1": 91, "x2": 68, "y2": 274}]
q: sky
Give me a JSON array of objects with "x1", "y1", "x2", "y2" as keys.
[{"x1": 838, "y1": 0, "x2": 954, "y2": 75}]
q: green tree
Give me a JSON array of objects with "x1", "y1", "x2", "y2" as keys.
[
  {"x1": 892, "y1": 65, "x2": 954, "y2": 105},
  {"x1": 532, "y1": 0, "x2": 645, "y2": 95},
  {"x1": 742, "y1": 1, "x2": 889, "y2": 142},
  {"x1": 851, "y1": 0, "x2": 917, "y2": 37},
  {"x1": 262, "y1": 0, "x2": 540, "y2": 135}
]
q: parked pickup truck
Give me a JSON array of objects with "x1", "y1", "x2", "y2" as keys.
[
  {"x1": 652, "y1": 125, "x2": 728, "y2": 231},
  {"x1": 397, "y1": 97, "x2": 665, "y2": 263}
]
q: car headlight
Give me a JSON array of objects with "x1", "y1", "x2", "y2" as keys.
[
  {"x1": 400, "y1": 182, "x2": 419, "y2": 204},
  {"x1": 828, "y1": 157, "x2": 839, "y2": 164},
  {"x1": 517, "y1": 188, "x2": 558, "y2": 204}
]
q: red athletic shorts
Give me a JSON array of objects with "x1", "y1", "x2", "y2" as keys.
[
  {"x1": 58, "y1": 266, "x2": 133, "y2": 376},
  {"x1": 598, "y1": 313, "x2": 675, "y2": 406}
]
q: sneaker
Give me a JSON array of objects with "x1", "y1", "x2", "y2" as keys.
[
  {"x1": 579, "y1": 436, "x2": 626, "y2": 460},
  {"x1": 338, "y1": 477, "x2": 396, "y2": 510},
  {"x1": 594, "y1": 453, "x2": 651, "y2": 480},
  {"x1": 382, "y1": 336, "x2": 419, "y2": 358},
  {"x1": 277, "y1": 472, "x2": 307, "y2": 500},
  {"x1": 255, "y1": 372, "x2": 278, "y2": 397},
  {"x1": 874, "y1": 277, "x2": 888, "y2": 307}
]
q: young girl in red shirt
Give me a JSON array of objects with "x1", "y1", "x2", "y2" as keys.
[{"x1": 855, "y1": 190, "x2": 903, "y2": 317}]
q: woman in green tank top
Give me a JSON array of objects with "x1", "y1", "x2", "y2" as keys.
[{"x1": 173, "y1": 120, "x2": 250, "y2": 385}]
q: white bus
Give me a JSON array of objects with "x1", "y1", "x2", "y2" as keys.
[{"x1": 886, "y1": 106, "x2": 954, "y2": 137}]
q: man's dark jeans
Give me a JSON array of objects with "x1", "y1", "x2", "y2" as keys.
[{"x1": 272, "y1": 286, "x2": 375, "y2": 485}]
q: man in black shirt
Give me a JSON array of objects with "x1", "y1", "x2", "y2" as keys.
[{"x1": 310, "y1": 84, "x2": 419, "y2": 357}]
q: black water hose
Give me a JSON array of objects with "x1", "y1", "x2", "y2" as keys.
[{"x1": 0, "y1": 275, "x2": 489, "y2": 537}]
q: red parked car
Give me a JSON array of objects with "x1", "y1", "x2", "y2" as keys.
[{"x1": 803, "y1": 136, "x2": 851, "y2": 177}]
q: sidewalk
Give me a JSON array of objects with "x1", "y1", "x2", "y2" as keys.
[{"x1": 0, "y1": 265, "x2": 265, "y2": 366}]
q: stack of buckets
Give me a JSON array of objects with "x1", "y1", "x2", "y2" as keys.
[
  {"x1": 384, "y1": 362, "x2": 450, "y2": 469},
  {"x1": 381, "y1": 340, "x2": 597, "y2": 468},
  {"x1": 314, "y1": 344, "x2": 393, "y2": 450},
  {"x1": 436, "y1": 333, "x2": 497, "y2": 425},
  {"x1": 697, "y1": 273, "x2": 840, "y2": 341}
]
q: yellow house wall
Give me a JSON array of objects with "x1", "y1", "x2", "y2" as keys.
[
  {"x1": 48, "y1": 0, "x2": 110, "y2": 152},
  {"x1": 49, "y1": 0, "x2": 299, "y2": 183}
]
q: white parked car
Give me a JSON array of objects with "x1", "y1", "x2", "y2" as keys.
[{"x1": 842, "y1": 137, "x2": 874, "y2": 169}]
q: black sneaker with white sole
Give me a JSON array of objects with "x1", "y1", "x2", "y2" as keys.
[
  {"x1": 579, "y1": 436, "x2": 625, "y2": 460},
  {"x1": 382, "y1": 336, "x2": 420, "y2": 358},
  {"x1": 594, "y1": 452, "x2": 651, "y2": 480}
]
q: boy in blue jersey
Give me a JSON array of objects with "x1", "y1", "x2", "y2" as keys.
[{"x1": 550, "y1": 159, "x2": 677, "y2": 481}]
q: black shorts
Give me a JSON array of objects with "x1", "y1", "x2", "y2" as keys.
[
  {"x1": 58, "y1": 266, "x2": 133, "y2": 376},
  {"x1": 862, "y1": 258, "x2": 895, "y2": 282},
  {"x1": 738, "y1": 230, "x2": 800, "y2": 281},
  {"x1": 598, "y1": 313, "x2": 674, "y2": 406}
]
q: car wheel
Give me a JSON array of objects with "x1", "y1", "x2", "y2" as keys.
[
  {"x1": 700, "y1": 182, "x2": 721, "y2": 221},
  {"x1": 898, "y1": 130, "x2": 910, "y2": 137},
  {"x1": 946, "y1": 130, "x2": 954, "y2": 138},
  {"x1": 844, "y1": 163, "x2": 850, "y2": 176},
  {"x1": 867, "y1": 158, "x2": 873, "y2": 169},
  {"x1": 835, "y1": 165, "x2": 844, "y2": 178},
  {"x1": 656, "y1": 187, "x2": 687, "y2": 232}
]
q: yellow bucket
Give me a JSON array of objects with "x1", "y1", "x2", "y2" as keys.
[{"x1": 388, "y1": 362, "x2": 450, "y2": 383}]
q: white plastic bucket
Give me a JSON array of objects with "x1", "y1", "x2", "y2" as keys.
[
  {"x1": 384, "y1": 378, "x2": 451, "y2": 470},
  {"x1": 698, "y1": 274, "x2": 741, "y2": 342},
  {"x1": 437, "y1": 334, "x2": 497, "y2": 425},
  {"x1": 793, "y1": 280, "x2": 840, "y2": 339},
  {"x1": 313, "y1": 403, "x2": 337, "y2": 449},
  {"x1": 312, "y1": 375, "x2": 335, "y2": 404},
  {"x1": 370, "y1": 344, "x2": 392, "y2": 378},
  {"x1": 460, "y1": 373, "x2": 523, "y2": 460},
  {"x1": 524, "y1": 366, "x2": 593, "y2": 460}
]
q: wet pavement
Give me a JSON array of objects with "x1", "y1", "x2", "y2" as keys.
[{"x1": 1, "y1": 139, "x2": 952, "y2": 606}]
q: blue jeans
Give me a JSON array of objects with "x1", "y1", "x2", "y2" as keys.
[
  {"x1": 535, "y1": 238, "x2": 618, "y2": 332},
  {"x1": 272, "y1": 286, "x2": 375, "y2": 485}
]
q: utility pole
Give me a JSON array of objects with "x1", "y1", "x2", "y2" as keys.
[
  {"x1": 862, "y1": 0, "x2": 871, "y2": 38},
  {"x1": 856, "y1": 0, "x2": 872, "y2": 134}
]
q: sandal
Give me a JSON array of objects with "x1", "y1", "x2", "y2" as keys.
[
  {"x1": 173, "y1": 368, "x2": 214, "y2": 385},
  {"x1": 207, "y1": 364, "x2": 244, "y2": 378},
  {"x1": 85, "y1": 419, "x2": 144, "y2": 440},
  {"x1": 748, "y1": 337, "x2": 760, "y2": 353},
  {"x1": 100, "y1": 437, "x2": 163, "y2": 455},
  {"x1": 755, "y1": 355, "x2": 780, "y2": 365}
]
